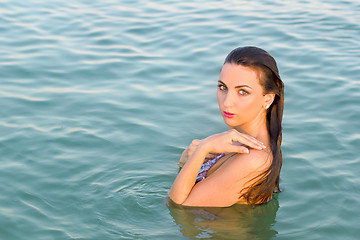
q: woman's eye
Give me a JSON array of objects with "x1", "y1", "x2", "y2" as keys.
[
  {"x1": 218, "y1": 85, "x2": 227, "y2": 91},
  {"x1": 239, "y1": 89, "x2": 249, "y2": 95}
]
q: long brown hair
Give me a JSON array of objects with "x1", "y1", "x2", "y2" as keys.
[{"x1": 224, "y1": 46, "x2": 284, "y2": 205}]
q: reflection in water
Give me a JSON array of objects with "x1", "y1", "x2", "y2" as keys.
[{"x1": 167, "y1": 194, "x2": 279, "y2": 239}]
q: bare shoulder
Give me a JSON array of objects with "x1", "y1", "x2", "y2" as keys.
[
  {"x1": 208, "y1": 148, "x2": 272, "y2": 182},
  {"x1": 228, "y1": 148, "x2": 272, "y2": 173}
]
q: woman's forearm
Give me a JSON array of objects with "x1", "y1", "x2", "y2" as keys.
[{"x1": 169, "y1": 144, "x2": 209, "y2": 204}]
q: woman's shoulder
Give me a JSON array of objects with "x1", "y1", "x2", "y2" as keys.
[{"x1": 227, "y1": 148, "x2": 272, "y2": 173}]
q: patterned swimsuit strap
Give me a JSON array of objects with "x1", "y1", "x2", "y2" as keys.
[{"x1": 196, "y1": 153, "x2": 225, "y2": 183}]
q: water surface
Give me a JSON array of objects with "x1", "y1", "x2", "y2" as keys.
[{"x1": 0, "y1": 0, "x2": 359, "y2": 239}]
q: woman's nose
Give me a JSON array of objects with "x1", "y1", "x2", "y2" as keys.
[{"x1": 223, "y1": 92, "x2": 234, "y2": 107}]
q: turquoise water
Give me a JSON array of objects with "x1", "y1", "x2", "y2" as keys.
[{"x1": 1, "y1": 0, "x2": 359, "y2": 239}]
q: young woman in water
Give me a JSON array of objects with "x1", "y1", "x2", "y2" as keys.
[{"x1": 169, "y1": 46, "x2": 284, "y2": 207}]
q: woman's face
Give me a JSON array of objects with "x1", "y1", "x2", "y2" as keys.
[{"x1": 217, "y1": 63, "x2": 271, "y2": 129}]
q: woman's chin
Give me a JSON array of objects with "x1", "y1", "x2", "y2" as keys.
[{"x1": 223, "y1": 117, "x2": 239, "y2": 127}]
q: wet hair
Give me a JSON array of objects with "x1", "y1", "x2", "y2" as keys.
[{"x1": 224, "y1": 46, "x2": 284, "y2": 205}]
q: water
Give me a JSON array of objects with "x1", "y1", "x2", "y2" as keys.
[{"x1": 0, "y1": 0, "x2": 359, "y2": 239}]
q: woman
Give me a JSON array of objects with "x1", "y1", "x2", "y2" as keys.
[{"x1": 169, "y1": 46, "x2": 284, "y2": 207}]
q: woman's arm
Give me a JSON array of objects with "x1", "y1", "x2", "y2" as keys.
[
  {"x1": 169, "y1": 129, "x2": 266, "y2": 205},
  {"x1": 169, "y1": 144, "x2": 209, "y2": 204}
]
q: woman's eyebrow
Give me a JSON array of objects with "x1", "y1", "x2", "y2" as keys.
[
  {"x1": 235, "y1": 84, "x2": 252, "y2": 89},
  {"x1": 218, "y1": 80, "x2": 252, "y2": 89}
]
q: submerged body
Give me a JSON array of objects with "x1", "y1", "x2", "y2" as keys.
[{"x1": 169, "y1": 46, "x2": 284, "y2": 207}]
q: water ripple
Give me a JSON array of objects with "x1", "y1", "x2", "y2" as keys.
[{"x1": 1, "y1": 0, "x2": 359, "y2": 239}]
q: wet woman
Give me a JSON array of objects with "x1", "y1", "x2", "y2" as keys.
[{"x1": 169, "y1": 46, "x2": 284, "y2": 207}]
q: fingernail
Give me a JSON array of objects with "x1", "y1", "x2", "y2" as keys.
[{"x1": 244, "y1": 148, "x2": 249, "y2": 153}]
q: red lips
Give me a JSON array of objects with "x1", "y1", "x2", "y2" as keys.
[{"x1": 223, "y1": 111, "x2": 235, "y2": 118}]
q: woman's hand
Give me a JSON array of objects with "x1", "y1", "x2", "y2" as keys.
[
  {"x1": 179, "y1": 139, "x2": 220, "y2": 168},
  {"x1": 199, "y1": 129, "x2": 266, "y2": 154},
  {"x1": 178, "y1": 130, "x2": 265, "y2": 167}
]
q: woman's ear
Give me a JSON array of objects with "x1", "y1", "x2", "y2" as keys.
[{"x1": 264, "y1": 93, "x2": 275, "y2": 109}]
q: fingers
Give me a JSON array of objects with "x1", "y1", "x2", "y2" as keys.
[
  {"x1": 229, "y1": 129, "x2": 266, "y2": 150},
  {"x1": 179, "y1": 161, "x2": 185, "y2": 168},
  {"x1": 237, "y1": 146, "x2": 250, "y2": 154},
  {"x1": 187, "y1": 149, "x2": 193, "y2": 158},
  {"x1": 178, "y1": 148, "x2": 188, "y2": 167},
  {"x1": 227, "y1": 144, "x2": 251, "y2": 154},
  {"x1": 206, "y1": 152, "x2": 219, "y2": 159},
  {"x1": 187, "y1": 139, "x2": 201, "y2": 158},
  {"x1": 191, "y1": 139, "x2": 200, "y2": 145}
]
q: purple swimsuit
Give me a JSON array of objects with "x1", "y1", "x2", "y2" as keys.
[{"x1": 195, "y1": 153, "x2": 225, "y2": 183}]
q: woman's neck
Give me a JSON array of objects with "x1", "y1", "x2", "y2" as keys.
[{"x1": 233, "y1": 114, "x2": 270, "y2": 146}]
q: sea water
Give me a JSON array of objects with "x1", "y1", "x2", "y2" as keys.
[{"x1": 0, "y1": 0, "x2": 359, "y2": 239}]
